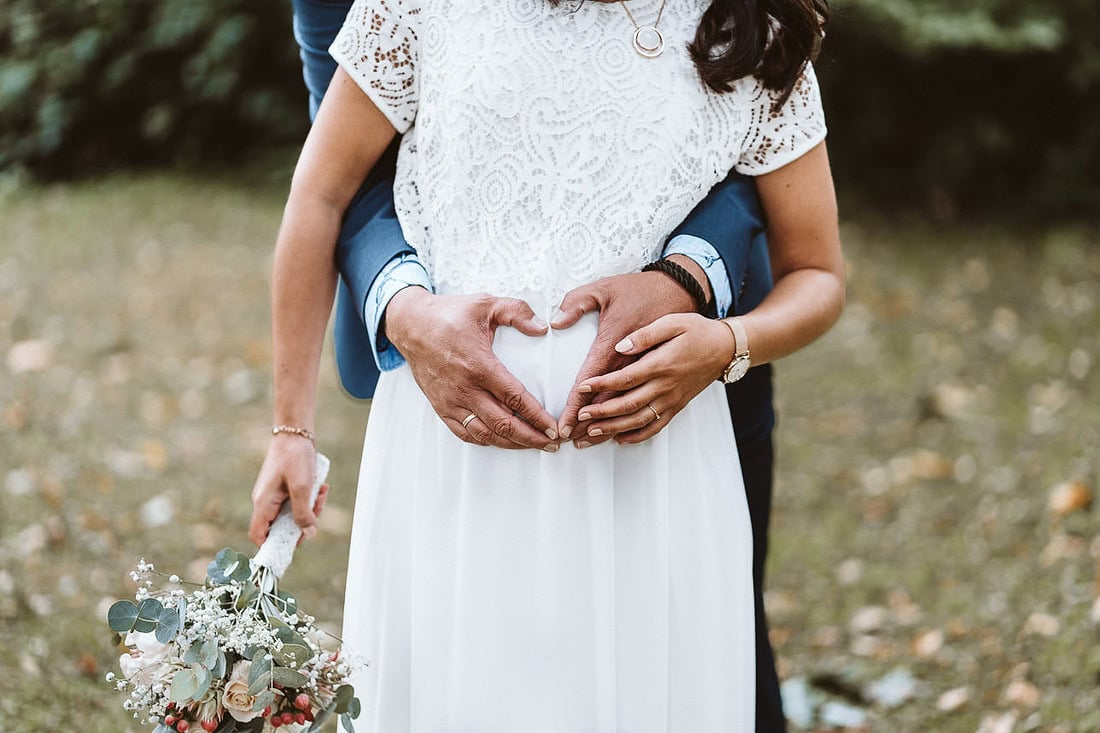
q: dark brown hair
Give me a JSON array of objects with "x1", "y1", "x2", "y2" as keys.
[
  {"x1": 689, "y1": 0, "x2": 828, "y2": 105},
  {"x1": 556, "y1": 0, "x2": 828, "y2": 105}
]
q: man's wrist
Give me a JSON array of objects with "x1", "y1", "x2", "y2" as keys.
[
  {"x1": 638, "y1": 270, "x2": 697, "y2": 314},
  {"x1": 381, "y1": 285, "x2": 431, "y2": 350},
  {"x1": 664, "y1": 254, "x2": 713, "y2": 304}
]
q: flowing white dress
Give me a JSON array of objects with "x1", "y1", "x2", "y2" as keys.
[{"x1": 331, "y1": 1, "x2": 827, "y2": 730}]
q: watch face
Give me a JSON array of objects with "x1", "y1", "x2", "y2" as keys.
[{"x1": 724, "y1": 357, "x2": 750, "y2": 384}]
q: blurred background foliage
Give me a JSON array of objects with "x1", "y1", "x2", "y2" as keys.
[{"x1": 0, "y1": 0, "x2": 1097, "y2": 218}]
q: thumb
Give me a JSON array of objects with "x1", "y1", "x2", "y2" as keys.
[
  {"x1": 492, "y1": 297, "x2": 548, "y2": 337},
  {"x1": 614, "y1": 314, "x2": 691, "y2": 355},
  {"x1": 550, "y1": 286, "x2": 600, "y2": 330}
]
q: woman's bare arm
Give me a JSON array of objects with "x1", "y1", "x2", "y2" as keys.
[
  {"x1": 736, "y1": 142, "x2": 844, "y2": 365},
  {"x1": 571, "y1": 142, "x2": 844, "y2": 444},
  {"x1": 249, "y1": 69, "x2": 397, "y2": 547}
]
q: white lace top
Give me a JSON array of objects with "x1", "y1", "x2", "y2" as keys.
[{"x1": 331, "y1": 0, "x2": 827, "y2": 307}]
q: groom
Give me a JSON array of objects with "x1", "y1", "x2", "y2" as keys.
[{"x1": 289, "y1": 1, "x2": 785, "y2": 729}]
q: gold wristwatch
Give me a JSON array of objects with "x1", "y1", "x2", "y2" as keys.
[{"x1": 719, "y1": 318, "x2": 751, "y2": 384}]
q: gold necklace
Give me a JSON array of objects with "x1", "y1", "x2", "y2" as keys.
[{"x1": 618, "y1": 0, "x2": 668, "y2": 58}]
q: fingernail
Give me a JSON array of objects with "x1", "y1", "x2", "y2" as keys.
[
  {"x1": 576, "y1": 441, "x2": 592, "y2": 449},
  {"x1": 560, "y1": 426, "x2": 572, "y2": 439},
  {"x1": 578, "y1": 412, "x2": 592, "y2": 422},
  {"x1": 615, "y1": 337, "x2": 634, "y2": 353},
  {"x1": 578, "y1": 384, "x2": 592, "y2": 393},
  {"x1": 531, "y1": 316, "x2": 548, "y2": 330},
  {"x1": 544, "y1": 443, "x2": 559, "y2": 453},
  {"x1": 545, "y1": 428, "x2": 558, "y2": 440},
  {"x1": 588, "y1": 428, "x2": 603, "y2": 437}
]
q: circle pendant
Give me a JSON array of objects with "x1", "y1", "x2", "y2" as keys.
[{"x1": 633, "y1": 26, "x2": 664, "y2": 58}]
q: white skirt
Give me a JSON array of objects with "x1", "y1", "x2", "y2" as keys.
[{"x1": 341, "y1": 310, "x2": 755, "y2": 732}]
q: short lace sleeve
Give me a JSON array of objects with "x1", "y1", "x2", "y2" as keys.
[
  {"x1": 329, "y1": 0, "x2": 421, "y2": 134},
  {"x1": 735, "y1": 62, "x2": 827, "y2": 175}
]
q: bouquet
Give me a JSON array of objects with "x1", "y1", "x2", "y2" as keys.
[{"x1": 105, "y1": 454, "x2": 363, "y2": 732}]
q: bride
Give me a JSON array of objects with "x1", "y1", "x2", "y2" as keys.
[{"x1": 250, "y1": 0, "x2": 843, "y2": 729}]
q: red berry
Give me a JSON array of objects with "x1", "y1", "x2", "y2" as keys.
[
  {"x1": 164, "y1": 715, "x2": 177, "y2": 726},
  {"x1": 304, "y1": 709, "x2": 314, "y2": 722},
  {"x1": 294, "y1": 693, "x2": 311, "y2": 711},
  {"x1": 271, "y1": 717, "x2": 282, "y2": 728},
  {"x1": 200, "y1": 721, "x2": 218, "y2": 732},
  {"x1": 281, "y1": 712, "x2": 295, "y2": 725},
  {"x1": 177, "y1": 722, "x2": 190, "y2": 733},
  {"x1": 295, "y1": 713, "x2": 306, "y2": 725},
  {"x1": 262, "y1": 706, "x2": 272, "y2": 717}
]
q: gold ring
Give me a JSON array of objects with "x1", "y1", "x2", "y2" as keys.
[
  {"x1": 647, "y1": 404, "x2": 661, "y2": 421},
  {"x1": 462, "y1": 413, "x2": 479, "y2": 429}
]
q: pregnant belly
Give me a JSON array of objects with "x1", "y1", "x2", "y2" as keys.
[{"x1": 491, "y1": 310, "x2": 599, "y2": 419}]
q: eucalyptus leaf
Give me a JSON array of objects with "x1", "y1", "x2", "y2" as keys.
[
  {"x1": 153, "y1": 725, "x2": 172, "y2": 733},
  {"x1": 347, "y1": 697, "x2": 361, "y2": 719},
  {"x1": 247, "y1": 654, "x2": 273, "y2": 695},
  {"x1": 200, "y1": 637, "x2": 219, "y2": 669},
  {"x1": 107, "y1": 600, "x2": 139, "y2": 632},
  {"x1": 333, "y1": 684, "x2": 354, "y2": 715},
  {"x1": 277, "y1": 590, "x2": 298, "y2": 616},
  {"x1": 155, "y1": 607, "x2": 181, "y2": 643},
  {"x1": 247, "y1": 671, "x2": 272, "y2": 696},
  {"x1": 183, "y1": 643, "x2": 203, "y2": 666},
  {"x1": 211, "y1": 650, "x2": 227, "y2": 678},
  {"x1": 192, "y1": 663, "x2": 213, "y2": 699},
  {"x1": 271, "y1": 666, "x2": 309, "y2": 688},
  {"x1": 133, "y1": 598, "x2": 164, "y2": 633},
  {"x1": 169, "y1": 668, "x2": 200, "y2": 703},
  {"x1": 252, "y1": 688, "x2": 276, "y2": 712},
  {"x1": 340, "y1": 713, "x2": 356, "y2": 733},
  {"x1": 273, "y1": 643, "x2": 312, "y2": 668},
  {"x1": 248, "y1": 654, "x2": 272, "y2": 685},
  {"x1": 208, "y1": 547, "x2": 242, "y2": 584},
  {"x1": 236, "y1": 581, "x2": 260, "y2": 611}
]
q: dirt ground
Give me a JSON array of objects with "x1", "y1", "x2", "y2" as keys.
[{"x1": 1, "y1": 172, "x2": 1097, "y2": 731}]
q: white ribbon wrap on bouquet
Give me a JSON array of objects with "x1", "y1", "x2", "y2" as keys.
[{"x1": 251, "y1": 452, "x2": 330, "y2": 578}]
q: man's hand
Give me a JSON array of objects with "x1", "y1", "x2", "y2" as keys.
[
  {"x1": 385, "y1": 287, "x2": 561, "y2": 451},
  {"x1": 249, "y1": 436, "x2": 329, "y2": 548},
  {"x1": 551, "y1": 256, "x2": 707, "y2": 447}
]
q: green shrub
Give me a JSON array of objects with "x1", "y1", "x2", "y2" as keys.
[
  {"x1": 821, "y1": 0, "x2": 1100, "y2": 216},
  {"x1": 0, "y1": 0, "x2": 306, "y2": 177}
]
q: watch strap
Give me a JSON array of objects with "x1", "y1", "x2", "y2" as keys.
[{"x1": 725, "y1": 317, "x2": 749, "y2": 359}]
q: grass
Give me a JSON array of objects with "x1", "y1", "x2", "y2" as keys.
[{"x1": 0, "y1": 172, "x2": 1097, "y2": 732}]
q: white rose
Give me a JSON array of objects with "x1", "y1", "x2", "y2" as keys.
[
  {"x1": 222, "y1": 660, "x2": 262, "y2": 723},
  {"x1": 119, "y1": 631, "x2": 173, "y2": 687}
]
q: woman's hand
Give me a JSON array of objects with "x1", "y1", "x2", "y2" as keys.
[
  {"x1": 570, "y1": 313, "x2": 736, "y2": 445},
  {"x1": 248, "y1": 435, "x2": 330, "y2": 548},
  {"x1": 551, "y1": 259, "x2": 704, "y2": 444},
  {"x1": 385, "y1": 287, "x2": 561, "y2": 451}
]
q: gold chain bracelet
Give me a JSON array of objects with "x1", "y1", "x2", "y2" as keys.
[{"x1": 272, "y1": 425, "x2": 315, "y2": 444}]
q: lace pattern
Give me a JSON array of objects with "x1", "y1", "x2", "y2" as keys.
[
  {"x1": 331, "y1": 0, "x2": 420, "y2": 133},
  {"x1": 332, "y1": 0, "x2": 827, "y2": 307}
]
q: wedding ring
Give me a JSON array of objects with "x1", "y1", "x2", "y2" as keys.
[
  {"x1": 647, "y1": 404, "x2": 661, "y2": 421},
  {"x1": 462, "y1": 413, "x2": 480, "y2": 429}
]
